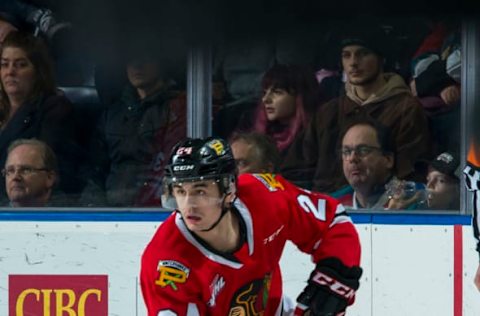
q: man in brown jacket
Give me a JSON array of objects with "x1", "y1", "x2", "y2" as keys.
[{"x1": 281, "y1": 26, "x2": 432, "y2": 193}]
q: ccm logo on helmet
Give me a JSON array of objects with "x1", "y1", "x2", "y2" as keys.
[{"x1": 173, "y1": 165, "x2": 195, "y2": 171}]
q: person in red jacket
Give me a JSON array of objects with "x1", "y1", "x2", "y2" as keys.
[{"x1": 140, "y1": 137, "x2": 362, "y2": 316}]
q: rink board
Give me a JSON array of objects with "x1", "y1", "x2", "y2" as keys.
[{"x1": 0, "y1": 211, "x2": 477, "y2": 316}]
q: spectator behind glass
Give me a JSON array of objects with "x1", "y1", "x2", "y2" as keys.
[
  {"x1": 333, "y1": 118, "x2": 425, "y2": 210},
  {"x1": 230, "y1": 132, "x2": 280, "y2": 174},
  {"x1": 409, "y1": 19, "x2": 461, "y2": 155},
  {"x1": 0, "y1": 31, "x2": 80, "y2": 202},
  {"x1": 3, "y1": 138, "x2": 57, "y2": 207},
  {"x1": 281, "y1": 22, "x2": 432, "y2": 192},
  {"x1": 84, "y1": 49, "x2": 186, "y2": 207},
  {"x1": 0, "y1": 17, "x2": 17, "y2": 45},
  {"x1": 426, "y1": 151, "x2": 460, "y2": 210},
  {"x1": 0, "y1": 0, "x2": 69, "y2": 40},
  {"x1": 410, "y1": 20, "x2": 461, "y2": 109},
  {"x1": 252, "y1": 63, "x2": 321, "y2": 154}
]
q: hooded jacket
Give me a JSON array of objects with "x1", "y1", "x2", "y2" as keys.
[
  {"x1": 87, "y1": 83, "x2": 186, "y2": 206},
  {"x1": 281, "y1": 73, "x2": 432, "y2": 193}
]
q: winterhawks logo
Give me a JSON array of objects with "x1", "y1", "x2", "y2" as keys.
[{"x1": 207, "y1": 274, "x2": 225, "y2": 307}]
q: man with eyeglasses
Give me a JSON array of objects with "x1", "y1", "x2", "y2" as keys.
[
  {"x1": 332, "y1": 119, "x2": 425, "y2": 210},
  {"x1": 3, "y1": 138, "x2": 57, "y2": 207}
]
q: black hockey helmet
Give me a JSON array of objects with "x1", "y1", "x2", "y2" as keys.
[{"x1": 162, "y1": 137, "x2": 237, "y2": 208}]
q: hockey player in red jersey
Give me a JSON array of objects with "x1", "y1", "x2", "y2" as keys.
[{"x1": 140, "y1": 137, "x2": 362, "y2": 315}]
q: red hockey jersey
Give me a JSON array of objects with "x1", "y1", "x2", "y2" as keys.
[{"x1": 140, "y1": 173, "x2": 361, "y2": 315}]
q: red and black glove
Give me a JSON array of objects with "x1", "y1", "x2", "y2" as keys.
[{"x1": 295, "y1": 258, "x2": 362, "y2": 316}]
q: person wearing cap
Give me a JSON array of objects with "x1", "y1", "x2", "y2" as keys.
[
  {"x1": 426, "y1": 152, "x2": 460, "y2": 210},
  {"x1": 281, "y1": 22, "x2": 432, "y2": 194}
]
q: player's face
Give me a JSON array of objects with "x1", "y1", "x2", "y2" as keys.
[
  {"x1": 172, "y1": 180, "x2": 224, "y2": 231},
  {"x1": 262, "y1": 86, "x2": 296, "y2": 123},
  {"x1": 342, "y1": 125, "x2": 393, "y2": 192},
  {"x1": 341, "y1": 45, "x2": 383, "y2": 86},
  {"x1": 426, "y1": 170, "x2": 459, "y2": 209}
]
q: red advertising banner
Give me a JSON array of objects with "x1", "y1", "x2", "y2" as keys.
[{"x1": 9, "y1": 275, "x2": 108, "y2": 316}]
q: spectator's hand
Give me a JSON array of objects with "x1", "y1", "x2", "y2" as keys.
[
  {"x1": 0, "y1": 19, "x2": 17, "y2": 44},
  {"x1": 410, "y1": 79, "x2": 418, "y2": 96},
  {"x1": 212, "y1": 81, "x2": 226, "y2": 102},
  {"x1": 387, "y1": 189, "x2": 423, "y2": 210},
  {"x1": 212, "y1": 81, "x2": 226, "y2": 115},
  {"x1": 474, "y1": 264, "x2": 480, "y2": 291},
  {"x1": 440, "y1": 85, "x2": 460, "y2": 106}
]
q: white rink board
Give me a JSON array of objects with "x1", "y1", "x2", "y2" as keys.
[
  {"x1": 0, "y1": 218, "x2": 478, "y2": 315},
  {"x1": 462, "y1": 226, "x2": 480, "y2": 315},
  {"x1": 0, "y1": 221, "x2": 158, "y2": 316},
  {"x1": 279, "y1": 224, "x2": 372, "y2": 316},
  {"x1": 371, "y1": 225, "x2": 454, "y2": 316}
]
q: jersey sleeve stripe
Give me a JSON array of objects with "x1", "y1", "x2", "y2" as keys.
[
  {"x1": 329, "y1": 215, "x2": 353, "y2": 228},
  {"x1": 335, "y1": 203, "x2": 346, "y2": 214}
]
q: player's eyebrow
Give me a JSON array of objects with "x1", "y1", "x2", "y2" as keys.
[
  {"x1": 172, "y1": 182, "x2": 209, "y2": 189},
  {"x1": 191, "y1": 182, "x2": 208, "y2": 188}
]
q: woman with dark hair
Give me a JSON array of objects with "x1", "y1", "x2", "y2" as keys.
[
  {"x1": 251, "y1": 63, "x2": 322, "y2": 154},
  {"x1": 0, "y1": 31, "x2": 80, "y2": 202}
]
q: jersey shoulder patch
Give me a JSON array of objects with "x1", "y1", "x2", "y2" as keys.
[
  {"x1": 155, "y1": 260, "x2": 190, "y2": 290},
  {"x1": 252, "y1": 173, "x2": 285, "y2": 192}
]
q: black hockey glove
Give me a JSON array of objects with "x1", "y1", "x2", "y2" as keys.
[{"x1": 295, "y1": 258, "x2": 362, "y2": 316}]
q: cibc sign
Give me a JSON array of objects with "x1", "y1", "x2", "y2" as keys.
[{"x1": 9, "y1": 275, "x2": 108, "y2": 316}]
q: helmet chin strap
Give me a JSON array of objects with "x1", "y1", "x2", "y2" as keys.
[{"x1": 200, "y1": 194, "x2": 232, "y2": 232}]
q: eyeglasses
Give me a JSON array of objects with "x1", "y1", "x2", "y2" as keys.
[
  {"x1": 1, "y1": 166, "x2": 50, "y2": 177},
  {"x1": 340, "y1": 145, "x2": 383, "y2": 159}
]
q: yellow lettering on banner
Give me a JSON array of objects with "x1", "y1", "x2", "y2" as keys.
[
  {"x1": 155, "y1": 266, "x2": 188, "y2": 289},
  {"x1": 209, "y1": 140, "x2": 224, "y2": 155},
  {"x1": 258, "y1": 174, "x2": 284, "y2": 190},
  {"x1": 54, "y1": 289, "x2": 76, "y2": 316},
  {"x1": 15, "y1": 288, "x2": 102, "y2": 316},
  {"x1": 78, "y1": 289, "x2": 101, "y2": 316},
  {"x1": 42, "y1": 289, "x2": 53, "y2": 316},
  {"x1": 16, "y1": 288, "x2": 40, "y2": 316}
]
